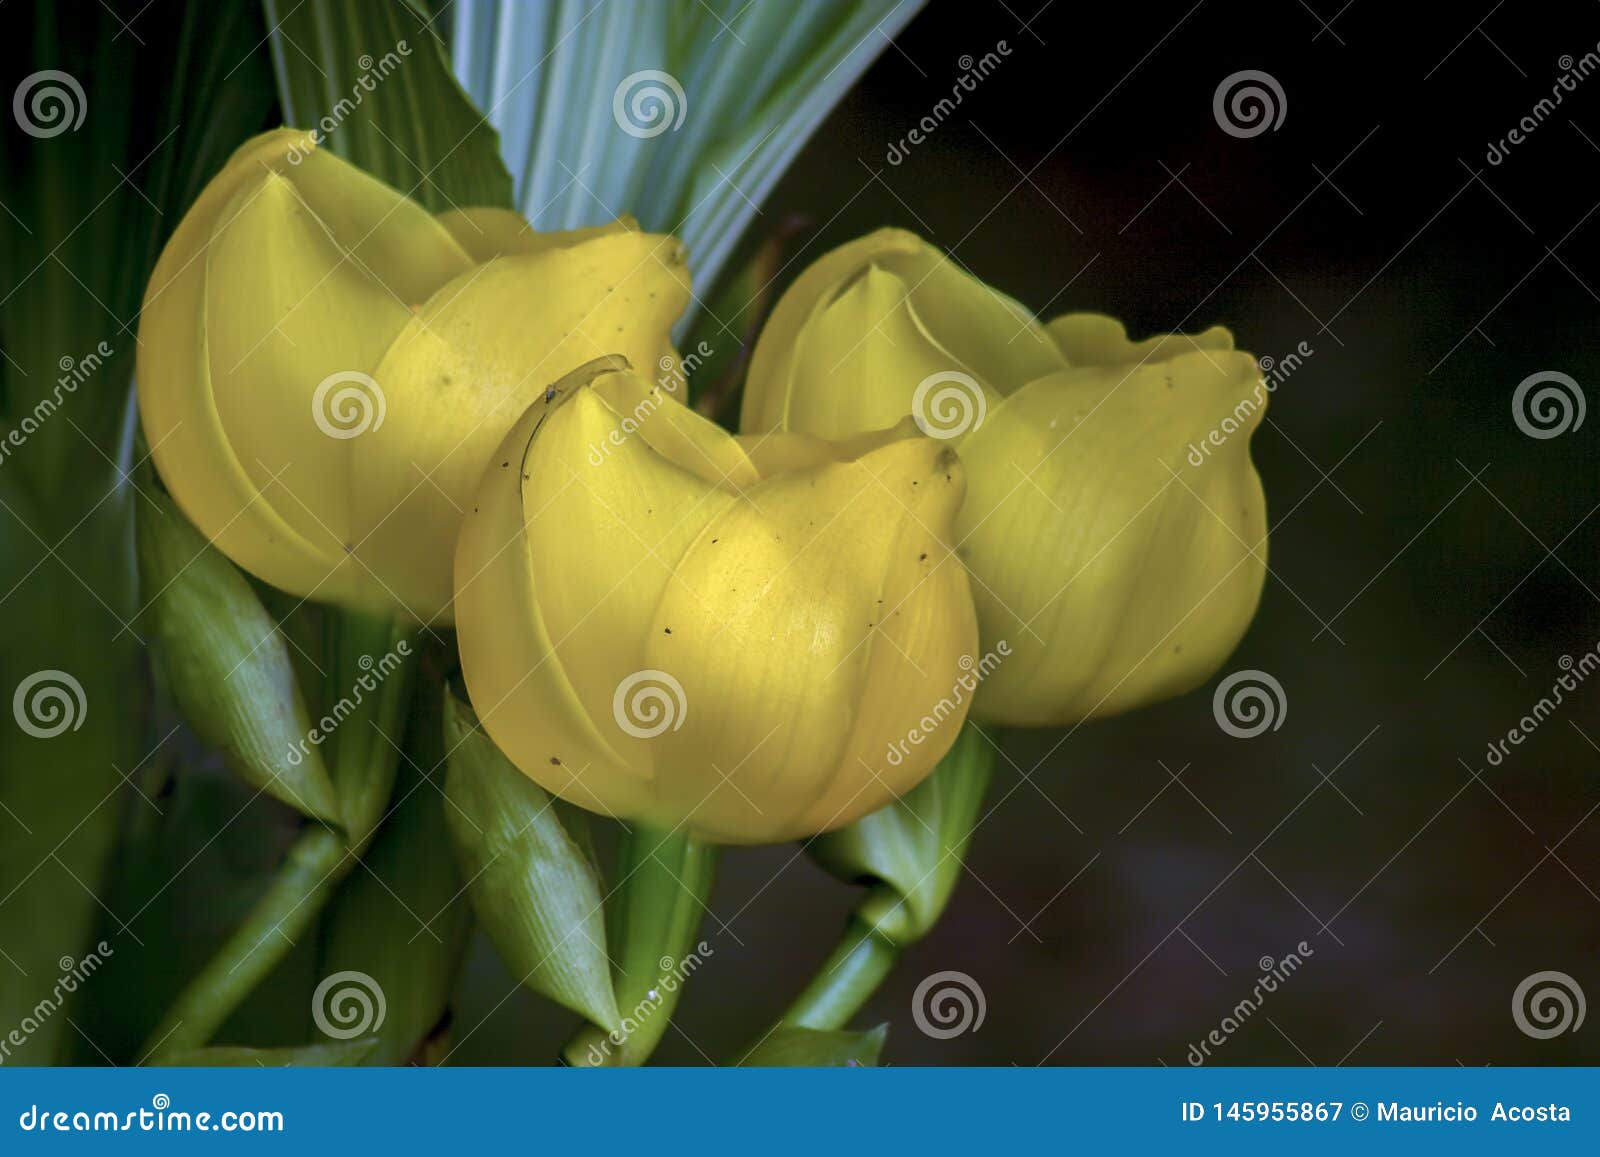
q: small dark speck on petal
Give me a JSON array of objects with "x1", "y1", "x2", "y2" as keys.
[
  {"x1": 549, "y1": 756, "x2": 561, "y2": 765},
  {"x1": 664, "y1": 627, "x2": 672, "y2": 634},
  {"x1": 919, "y1": 552, "x2": 928, "y2": 561},
  {"x1": 502, "y1": 460, "x2": 510, "y2": 468}
]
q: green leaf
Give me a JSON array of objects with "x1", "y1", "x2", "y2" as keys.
[
  {"x1": 442, "y1": 691, "x2": 619, "y2": 1035},
  {"x1": 319, "y1": 676, "x2": 472, "y2": 1065},
  {"x1": 736, "y1": 1024, "x2": 889, "y2": 1068},
  {"x1": 450, "y1": 0, "x2": 922, "y2": 301},
  {"x1": 139, "y1": 613, "x2": 418, "y2": 1063},
  {"x1": 264, "y1": 0, "x2": 515, "y2": 213},
  {"x1": 153, "y1": 1039, "x2": 378, "y2": 1067},
  {"x1": 136, "y1": 488, "x2": 341, "y2": 826},
  {"x1": 0, "y1": 0, "x2": 275, "y2": 1064}
]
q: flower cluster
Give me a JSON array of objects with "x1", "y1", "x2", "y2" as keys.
[{"x1": 139, "y1": 132, "x2": 1268, "y2": 844}]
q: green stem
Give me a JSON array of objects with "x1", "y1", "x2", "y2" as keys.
[
  {"x1": 773, "y1": 723, "x2": 997, "y2": 1033},
  {"x1": 779, "y1": 911, "x2": 900, "y2": 1030},
  {"x1": 562, "y1": 824, "x2": 717, "y2": 1067},
  {"x1": 140, "y1": 609, "x2": 417, "y2": 1062}
]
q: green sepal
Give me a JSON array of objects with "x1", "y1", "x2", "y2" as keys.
[
  {"x1": 136, "y1": 487, "x2": 341, "y2": 827},
  {"x1": 810, "y1": 723, "x2": 995, "y2": 944},
  {"x1": 562, "y1": 826, "x2": 717, "y2": 1067},
  {"x1": 442, "y1": 691, "x2": 619, "y2": 1035}
]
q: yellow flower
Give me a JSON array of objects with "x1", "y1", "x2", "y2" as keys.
[
  {"x1": 136, "y1": 129, "x2": 689, "y2": 622},
  {"x1": 454, "y1": 358, "x2": 978, "y2": 844},
  {"x1": 741, "y1": 230, "x2": 1268, "y2": 727}
]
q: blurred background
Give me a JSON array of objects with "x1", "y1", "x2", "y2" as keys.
[
  {"x1": 470, "y1": 0, "x2": 1597, "y2": 1065},
  {"x1": 7, "y1": 0, "x2": 1597, "y2": 1067}
]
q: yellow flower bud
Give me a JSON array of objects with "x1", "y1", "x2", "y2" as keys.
[
  {"x1": 454, "y1": 359, "x2": 979, "y2": 844},
  {"x1": 742, "y1": 228, "x2": 1066, "y2": 440},
  {"x1": 741, "y1": 232, "x2": 1268, "y2": 727},
  {"x1": 137, "y1": 130, "x2": 689, "y2": 621}
]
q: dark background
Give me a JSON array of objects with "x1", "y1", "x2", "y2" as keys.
[{"x1": 456, "y1": 0, "x2": 1600, "y2": 1065}]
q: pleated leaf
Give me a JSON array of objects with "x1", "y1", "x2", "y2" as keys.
[
  {"x1": 450, "y1": 0, "x2": 923, "y2": 303},
  {"x1": 265, "y1": 0, "x2": 514, "y2": 213}
]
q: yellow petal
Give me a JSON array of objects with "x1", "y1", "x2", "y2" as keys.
[
  {"x1": 454, "y1": 378, "x2": 656, "y2": 824},
  {"x1": 742, "y1": 228, "x2": 1065, "y2": 436},
  {"x1": 436, "y1": 207, "x2": 639, "y2": 262},
  {"x1": 959, "y1": 345, "x2": 1268, "y2": 725},
  {"x1": 782, "y1": 264, "x2": 1005, "y2": 441},
  {"x1": 523, "y1": 380, "x2": 738, "y2": 765},
  {"x1": 1046, "y1": 312, "x2": 1234, "y2": 367},
  {"x1": 642, "y1": 433, "x2": 976, "y2": 842},
  {"x1": 282, "y1": 145, "x2": 473, "y2": 304},
  {"x1": 205, "y1": 171, "x2": 412, "y2": 562},
  {"x1": 350, "y1": 231, "x2": 692, "y2": 620},
  {"x1": 138, "y1": 130, "x2": 355, "y2": 604}
]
